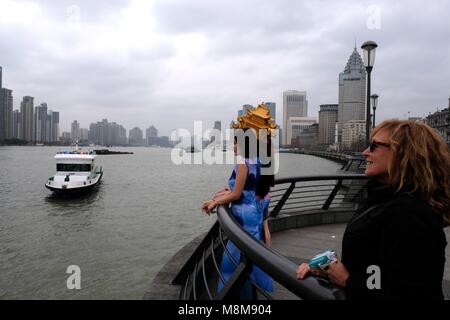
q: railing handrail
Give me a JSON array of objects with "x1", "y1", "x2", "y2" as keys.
[
  {"x1": 217, "y1": 205, "x2": 346, "y2": 300},
  {"x1": 274, "y1": 174, "x2": 367, "y2": 185}
]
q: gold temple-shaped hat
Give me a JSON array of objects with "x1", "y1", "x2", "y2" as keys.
[{"x1": 231, "y1": 103, "x2": 278, "y2": 137}]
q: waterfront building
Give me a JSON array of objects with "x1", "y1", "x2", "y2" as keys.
[
  {"x1": 34, "y1": 104, "x2": 60, "y2": 143},
  {"x1": 71, "y1": 120, "x2": 80, "y2": 142},
  {"x1": 0, "y1": 66, "x2": 3, "y2": 141},
  {"x1": 318, "y1": 104, "x2": 338, "y2": 145},
  {"x1": 159, "y1": 136, "x2": 170, "y2": 147},
  {"x1": 49, "y1": 111, "x2": 59, "y2": 142},
  {"x1": 426, "y1": 98, "x2": 450, "y2": 147},
  {"x1": 342, "y1": 120, "x2": 366, "y2": 150},
  {"x1": 35, "y1": 103, "x2": 48, "y2": 142},
  {"x1": 213, "y1": 121, "x2": 221, "y2": 132},
  {"x1": 283, "y1": 90, "x2": 308, "y2": 144},
  {"x1": 264, "y1": 102, "x2": 276, "y2": 120},
  {"x1": 210, "y1": 121, "x2": 222, "y2": 145},
  {"x1": 338, "y1": 47, "x2": 366, "y2": 143},
  {"x1": 129, "y1": 127, "x2": 144, "y2": 146},
  {"x1": 12, "y1": 110, "x2": 20, "y2": 139},
  {"x1": 242, "y1": 104, "x2": 253, "y2": 114},
  {"x1": 146, "y1": 125, "x2": 158, "y2": 139},
  {"x1": 286, "y1": 117, "x2": 317, "y2": 146},
  {"x1": 296, "y1": 123, "x2": 319, "y2": 149},
  {"x1": 0, "y1": 88, "x2": 13, "y2": 141},
  {"x1": 0, "y1": 67, "x2": 14, "y2": 141},
  {"x1": 88, "y1": 123, "x2": 97, "y2": 144},
  {"x1": 145, "y1": 125, "x2": 158, "y2": 146},
  {"x1": 20, "y1": 96, "x2": 34, "y2": 142},
  {"x1": 88, "y1": 119, "x2": 127, "y2": 146},
  {"x1": 111, "y1": 122, "x2": 127, "y2": 146},
  {"x1": 80, "y1": 128, "x2": 89, "y2": 141},
  {"x1": 61, "y1": 131, "x2": 71, "y2": 143},
  {"x1": 407, "y1": 117, "x2": 424, "y2": 122}
]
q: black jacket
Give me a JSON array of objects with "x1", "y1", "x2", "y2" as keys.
[{"x1": 341, "y1": 180, "x2": 447, "y2": 299}]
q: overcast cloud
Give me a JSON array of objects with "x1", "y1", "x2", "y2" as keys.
[{"x1": 1, "y1": 0, "x2": 449, "y2": 135}]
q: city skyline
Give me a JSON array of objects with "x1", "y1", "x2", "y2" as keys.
[{"x1": 1, "y1": 1, "x2": 450, "y2": 135}]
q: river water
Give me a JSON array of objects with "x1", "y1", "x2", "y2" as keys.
[{"x1": 0, "y1": 146, "x2": 340, "y2": 299}]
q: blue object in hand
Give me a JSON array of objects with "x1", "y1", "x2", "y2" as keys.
[{"x1": 308, "y1": 250, "x2": 337, "y2": 270}]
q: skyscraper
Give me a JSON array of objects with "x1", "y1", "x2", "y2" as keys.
[
  {"x1": 0, "y1": 66, "x2": 3, "y2": 141},
  {"x1": 12, "y1": 110, "x2": 20, "y2": 139},
  {"x1": 242, "y1": 104, "x2": 253, "y2": 114},
  {"x1": 264, "y1": 102, "x2": 276, "y2": 121},
  {"x1": 0, "y1": 89, "x2": 4, "y2": 142},
  {"x1": 146, "y1": 125, "x2": 158, "y2": 138},
  {"x1": 35, "y1": 103, "x2": 48, "y2": 142},
  {"x1": 338, "y1": 47, "x2": 366, "y2": 143},
  {"x1": 146, "y1": 125, "x2": 159, "y2": 146},
  {"x1": 49, "y1": 111, "x2": 59, "y2": 142},
  {"x1": 20, "y1": 96, "x2": 34, "y2": 141},
  {"x1": 318, "y1": 104, "x2": 338, "y2": 145},
  {"x1": 0, "y1": 88, "x2": 13, "y2": 141},
  {"x1": 283, "y1": 90, "x2": 308, "y2": 144},
  {"x1": 129, "y1": 127, "x2": 144, "y2": 146},
  {"x1": 214, "y1": 121, "x2": 221, "y2": 132},
  {"x1": 0, "y1": 67, "x2": 14, "y2": 141},
  {"x1": 71, "y1": 120, "x2": 80, "y2": 142}
]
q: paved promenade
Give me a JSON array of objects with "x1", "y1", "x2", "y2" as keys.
[{"x1": 271, "y1": 223, "x2": 450, "y2": 299}]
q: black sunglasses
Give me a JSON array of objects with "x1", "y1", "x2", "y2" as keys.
[{"x1": 369, "y1": 141, "x2": 391, "y2": 152}]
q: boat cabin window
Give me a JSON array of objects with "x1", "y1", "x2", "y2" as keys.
[{"x1": 57, "y1": 163, "x2": 92, "y2": 172}]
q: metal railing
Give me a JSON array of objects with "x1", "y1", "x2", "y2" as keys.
[
  {"x1": 270, "y1": 174, "x2": 368, "y2": 217},
  {"x1": 172, "y1": 174, "x2": 368, "y2": 300},
  {"x1": 280, "y1": 150, "x2": 359, "y2": 164}
]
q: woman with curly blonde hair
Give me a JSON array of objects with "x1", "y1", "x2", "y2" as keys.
[{"x1": 298, "y1": 120, "x2": 450, "y2": 299}]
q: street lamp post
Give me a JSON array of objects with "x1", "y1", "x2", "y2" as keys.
[
  {"x1": 361, "y1": 40, "x2": 378, "y2": 145},
  {"x1": 371, "y1": 94, "x2": 379, "y2": 129}
]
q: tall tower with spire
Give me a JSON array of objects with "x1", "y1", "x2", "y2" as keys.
[{"x1": 337, "y1": 46, "x2": 367, "y2": 143}]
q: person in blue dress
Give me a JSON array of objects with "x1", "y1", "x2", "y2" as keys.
[{"x1": 202, "y1": 113, "x2": 276, "y2": 299}]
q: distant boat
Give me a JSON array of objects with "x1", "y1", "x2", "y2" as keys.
[
  {"x1": 94, "y1": 149, "x2": 133, "y2": 155},
  {"x1": 185, "y1": 146, "x2": 200, "y2": 153},
  {"x1": 35, "y1": 143, "x2": 44, "y2": 146},
  {"x1": 45, "y1": 145, "x2": 103, "y2": 194}
]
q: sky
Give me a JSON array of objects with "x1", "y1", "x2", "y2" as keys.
[{"x1": 1, "y1": 0, "x2": 449, "y2": 135}]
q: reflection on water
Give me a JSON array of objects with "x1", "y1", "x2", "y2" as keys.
[{"x1": 0, "y1": 146, "x2": 340, "y2": 299}]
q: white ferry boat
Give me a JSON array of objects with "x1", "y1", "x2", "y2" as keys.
[{"x1": 45, "y1": 146, "x2": 103, "y2": 194}]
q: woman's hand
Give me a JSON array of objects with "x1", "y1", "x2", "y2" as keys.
[
  {"x1": 213, "y1": 186, "x2": 230, "y2": 199},
  {"x1": 296, "y1": 263, "x2": 328, "y2": 280},
  {"x1": 201, "y1": 200, "x2": 217, "y2": 215},
  {"x1": 327, "y1": 260, "x2": 349, "y2": 287},
  {"x1": 296, "y1": 260, "x2": 350, "y2": 287}
]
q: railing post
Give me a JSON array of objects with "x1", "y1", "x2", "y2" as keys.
[
  {"x1": 216, "y1": 257, "x2": 252, "y2": 300},
  {"x1": 322, "y1": 179, "x2": 343, "y2": 210},
  {"x1": 270, "y1": 182, "x2": 295, "y2": 217}
]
